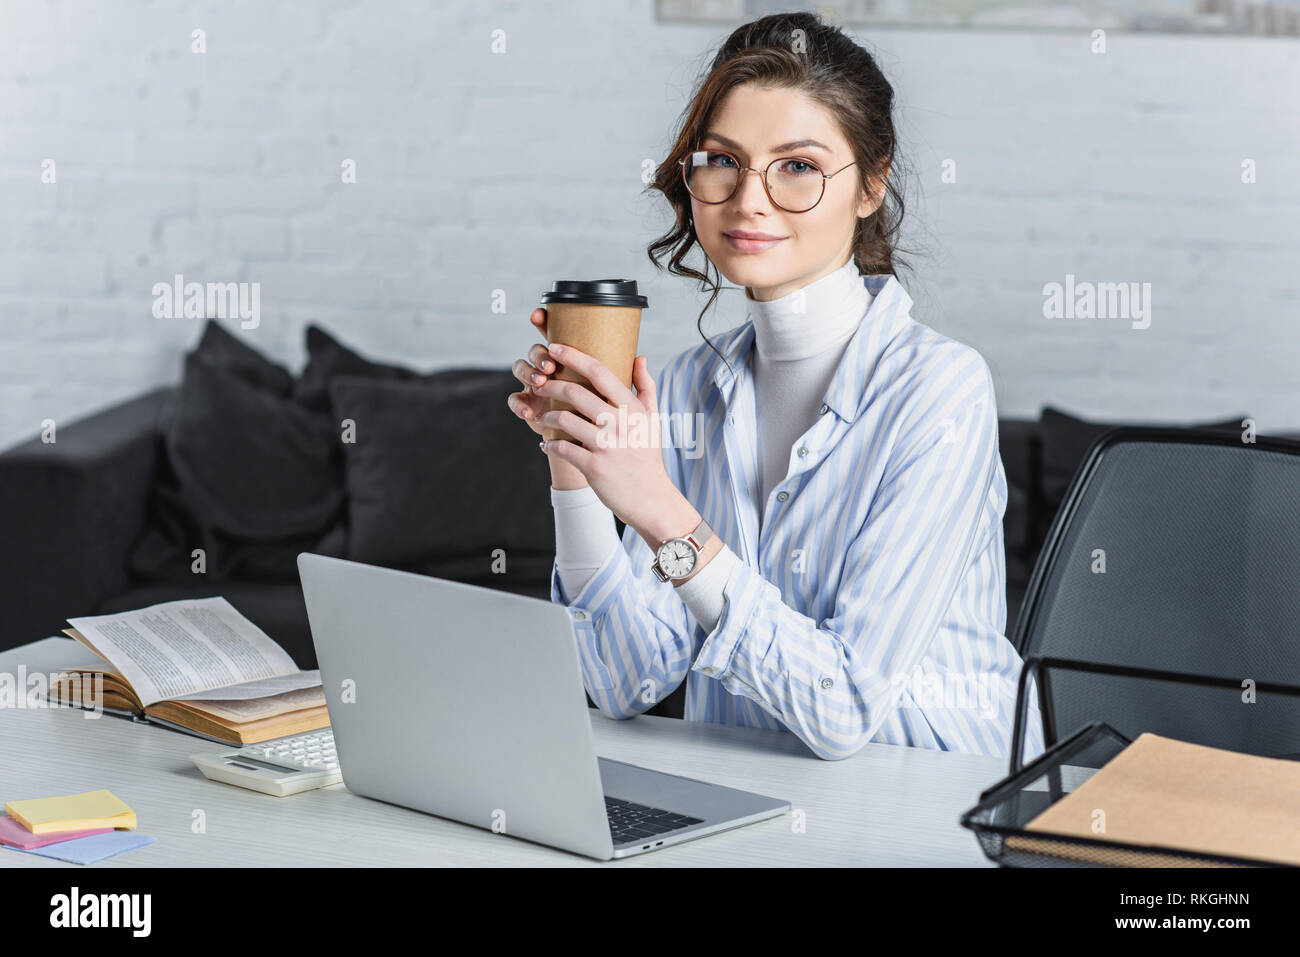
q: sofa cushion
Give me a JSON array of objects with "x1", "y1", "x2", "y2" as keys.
[
  {"x1": 328, "y1": 371, "x2": 555, "y2": 577},
  {"x1": 295, "y1": 323, "x2": 496, "y2": 411},
  {"x1": 129, "y1": 325, "x2": 347, "y2": 583},
  {"x1": 191, "y1": 318, "x2": 294, "y2": 395},
  {"x1": 294, "y1": 324, "x2": 423, "y2": 413},
  {"x1": 173, "y1": 354, "x2": 343, "y2": 537}
]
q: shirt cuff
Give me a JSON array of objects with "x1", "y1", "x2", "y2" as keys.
[
  {"x1": 549, "y1": 531, "x2": 632, "y2": 624},
  {"x1": 547, "y1": 537, "x2": 642, "y2": 694},
  {"x1": 691, "y1": 555, "x2": 770, "y2": 684}
]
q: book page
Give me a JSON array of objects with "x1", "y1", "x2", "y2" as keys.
[
  {"x1": 67, "y1": 598, "x2": 300, "y2": 706},
  {"x1": 169, "y1": 670, "x2": 321, "y2": 701},
  {"x1": 165, "y1": 686, "x2": 326, "y2": 723},
  {"x1": 22, "y1": 637, "x2": 122, "y2": 679}
]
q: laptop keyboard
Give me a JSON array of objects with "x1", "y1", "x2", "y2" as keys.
[{"x1": 605, "y1": 796, "x2": 704, "y2": 845}]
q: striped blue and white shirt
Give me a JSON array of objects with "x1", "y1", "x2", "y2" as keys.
[{"x1": 550, "y1": 273, "x2": 1043, "y2": 762}]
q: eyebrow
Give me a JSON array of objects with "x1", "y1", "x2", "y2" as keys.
[{"x1": 700, "y1": 132, "x2": 831, "y2": 155}]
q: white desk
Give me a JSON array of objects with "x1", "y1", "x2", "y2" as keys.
[{"x1": 0, "y1": 638, "x2": 1006, "y2": 866}]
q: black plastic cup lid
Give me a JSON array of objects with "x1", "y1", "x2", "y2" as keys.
[{"x1": 540, "y1": 279, "x2": 648, "y2": 309}]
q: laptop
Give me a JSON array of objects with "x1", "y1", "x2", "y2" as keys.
[{"x1": 296, "y1": 552, "x2": 790, "y2": 860}]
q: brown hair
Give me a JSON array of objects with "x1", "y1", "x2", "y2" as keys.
[{"x1": 645, "y1": 11, "x2": 910, "y2": 373}]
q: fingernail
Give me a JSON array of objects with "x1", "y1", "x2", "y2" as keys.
[
  {"x1": 538, "y1": 439, "x2": 547, "y2": 452},
  {"x1": 549, "y1": 344, "x2": 564, "y2": 356},
  {"x1": 531, "y1": 372, "x2": 543, "y2": 384}
]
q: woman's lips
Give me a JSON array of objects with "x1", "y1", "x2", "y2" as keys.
[{"x1": 723, "y1": 233, "x2": 786, "y2": 253}]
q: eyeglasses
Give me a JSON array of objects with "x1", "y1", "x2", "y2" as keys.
[{"x1": 678, "y1": 148, "x2": 857, "y2": 213}]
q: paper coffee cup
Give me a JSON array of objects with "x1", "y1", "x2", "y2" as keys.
[{"x1": 538, "y1": 278, "x2": 648, "y2": 446}]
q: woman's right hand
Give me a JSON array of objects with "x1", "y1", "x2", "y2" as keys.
[{"x1": 508, "y1": 307, "x2": 558, "y2": 437}]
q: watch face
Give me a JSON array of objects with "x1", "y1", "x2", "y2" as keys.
[{"x1": 656, "y1": 539, "x2": 697, "y2": 579}]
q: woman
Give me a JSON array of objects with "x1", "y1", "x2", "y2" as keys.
[{"x1": 507, "y1": 12, "x2": 1042, "y2": 762}]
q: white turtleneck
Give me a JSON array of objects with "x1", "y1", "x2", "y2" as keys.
[
  {"x1": 551, "y1": 257, "x2": 873, "y2": 635},
  {"x1": 751, "y1": 258, "x2": 869, "y2": 521}
]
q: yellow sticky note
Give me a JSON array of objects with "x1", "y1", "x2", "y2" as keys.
[{"x1": 5, "y1": 789, "x2": 136, "y2": 835}]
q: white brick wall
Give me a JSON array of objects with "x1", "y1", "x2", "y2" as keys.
[{"x1": 1, "y1": 0, "x2": 1297, "y2": 451}]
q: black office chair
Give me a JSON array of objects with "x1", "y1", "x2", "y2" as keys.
[{"x1": 1008, "y1": 425, "x2": 1300, "y2": 771}]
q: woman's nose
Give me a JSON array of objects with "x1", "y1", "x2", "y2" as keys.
[{"x1": 731, "y1": 167, "x2": 772, "y2": 213}]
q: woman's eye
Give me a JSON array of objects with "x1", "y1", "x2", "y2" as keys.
[
  {"x1": 707, "y1": 151, "x2": 737, "y2": 168},
  {"x1": 778, "y1": 159, "x2": 818, "y2": 176}
]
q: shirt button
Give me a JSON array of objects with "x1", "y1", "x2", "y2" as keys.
[
  {"x1": 700, "y1": 666, "x2": 715, "y2": 675},
  {"x1": 572, "y1": 610, "x2": 586, "y2": 620},
  {"x1": 776, "y1": 491, "x2": 789, "y2": 502},
  {"x1": 818, "y1": 403, "x2": 829, "y2": 415},
  {"x1": 820, "y1": 677, "x2": 833, "y2": 690},
  {"x1": 797, "y1": 446, "x2": 809, "y2": 457}
]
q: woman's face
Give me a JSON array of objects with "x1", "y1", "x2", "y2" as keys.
[{"x1": 688, "y1": 83, "x2": 882, "y2": 302}]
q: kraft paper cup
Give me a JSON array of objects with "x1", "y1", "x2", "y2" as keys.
[{"x1": 538, "y1": 280, "x2": 647, "y2": 446}]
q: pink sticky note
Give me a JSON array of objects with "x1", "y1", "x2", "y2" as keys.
[{"x1": 0, "y1": 813, "x2": 113, "y2": 850}]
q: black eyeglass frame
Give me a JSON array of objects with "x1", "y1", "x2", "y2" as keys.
[{"x1": 677, "y1": 147, "x2": 858, "y2": 213}]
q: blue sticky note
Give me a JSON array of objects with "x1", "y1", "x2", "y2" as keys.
[{"x1": 5, "y1": 830, "x2": 155, "y2": 864}]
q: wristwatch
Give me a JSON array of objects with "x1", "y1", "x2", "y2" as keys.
[{"x1": 650, "y1": 518, "x2": 714, "y2": 582}]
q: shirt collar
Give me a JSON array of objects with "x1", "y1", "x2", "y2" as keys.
[{"x1": 710, "y1": 272, "x2": 912, "y2": 424}]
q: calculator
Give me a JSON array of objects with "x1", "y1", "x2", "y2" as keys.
[{"x1": 191, "y1": 729, "x2": 342, "y2": 797}]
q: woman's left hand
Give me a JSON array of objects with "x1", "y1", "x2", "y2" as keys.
[{"x1": 535, "y1": 344, "x2": 675, "y2": 530}]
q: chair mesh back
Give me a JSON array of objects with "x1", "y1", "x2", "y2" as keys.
[{"x1": 1020, "y1": 433, "x2": 1300, "y2": 758}]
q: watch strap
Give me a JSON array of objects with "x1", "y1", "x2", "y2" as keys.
[
  {"x1": 683, "y1": 517, "x2": 713, "y2": 552},
  {"x1": 659, "y1": 517, "x2": 712, "y2": 552}
]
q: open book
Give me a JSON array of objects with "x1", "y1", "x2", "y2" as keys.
[{"x1": 51, "y1": 597, "x2": 329, "y2": 746}]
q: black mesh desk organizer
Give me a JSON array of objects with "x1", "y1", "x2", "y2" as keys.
[
  {"x1": 962, "y1": 656, "x2": 1300, "y2": 867},
  {"x1": 962, "y1": 426, "x2": 1300, "y2": 867}
]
